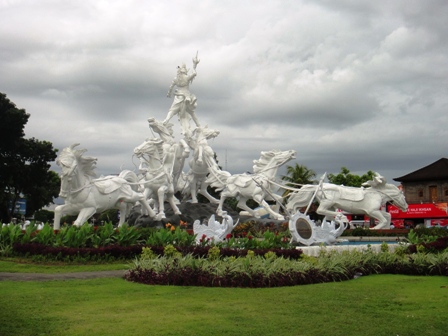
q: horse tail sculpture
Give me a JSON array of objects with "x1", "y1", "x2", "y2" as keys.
[
  {"x1": 205, "y1": 165, "x2": 231, "y2": 191},
  {"x1": 118, "y1": 170, "x2": 140, "y2": 191}
]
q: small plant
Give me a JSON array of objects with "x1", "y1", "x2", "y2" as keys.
[
  {"x1": 0, "y1": 243, "x2": 14, "y2": 256},
  {"x1": 32, "y1": 223, "x2": 56, "y2": 246},
  {"x1": 407, "y1": 229, "x2": 438, "y2": 244},
  {"x1": 246, "y1": 250, "x2": 255, "y2": 258},
  {"x1": 264, "y1": 251, "x2": 277, "y2": 260},
  {"x1": 207, "y1": 246, "x2": 221, "y2": 260},
  {"x1": 163, "y1": 244, "x2": 181, "y2": 258},
  {"x1": 141, "y1": 247, "x2": 156, "y2": 260},
  {"x1": 116, "y1": 224, "x2": 141, "y2": 246}
]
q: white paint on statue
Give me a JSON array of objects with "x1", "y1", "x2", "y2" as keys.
[{"x1": 193, "y1": 212, "x2": 237, "y2": 244}]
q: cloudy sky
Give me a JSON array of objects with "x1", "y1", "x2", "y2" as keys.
[{"x1": 1, "y1": 0, "x2": 447, "y2": 186}]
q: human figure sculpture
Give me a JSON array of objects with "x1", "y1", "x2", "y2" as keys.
[
  {"x1": 147, "y1": 117, "x2": 190, "y2": 189},
  {"x1": 163, "y1": 52, "x2": 201, "y2": 138},
  {"x1": 182, "y1": 125, "x2": 221, "y2": 203},
  {"x1": 133, "y1": 138, "x2": 181, "y2": 220}
]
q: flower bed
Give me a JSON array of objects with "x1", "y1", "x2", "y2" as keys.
[{"x1": 125, "y1": 248, "x2": 448, "y2": 287}]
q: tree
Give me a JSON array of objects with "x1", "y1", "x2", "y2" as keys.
[
  {"x1": 281, "y1": 163, "x2": 317, "y2": 196},
  {"x1": 0, "y1": 92, "x2": 60, "y2": 222},
  {"x1": 327, "y1": 167, "x2": 375, "y2": 187}
]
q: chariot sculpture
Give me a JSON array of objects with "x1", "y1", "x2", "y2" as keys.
[{"x1": 53, "y1": 52, "x2": 407, "y2": 238}]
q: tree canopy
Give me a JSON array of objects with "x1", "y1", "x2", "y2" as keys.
[
  {"x1": 0, "y1": 92, "x2": 60, "y2": 223},
  {"x1": 281, "y1": 163, "x2": 317, "y2": 197},
  {"x1": 327, "y1": 167, "x2": 375, "y2": 187}
]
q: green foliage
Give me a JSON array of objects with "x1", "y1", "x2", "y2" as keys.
[
  {"x1": 115, "y1": 223, "x2": 141, "y2": 246},
  {"x1": 207, "y1": 246, "x2": 221, "y2": 260},
  {"x1": 0, "y1": 223, "x2": 23, "y2": 246},
  {"x1": 327, "y1": 167, "x2": 375, "y2": 187},
  {"x1": 32, "y1": 223, "x2": 56, "y2": 246},
  {"x1": 60, "y1": 223, "x2": 94, "y2": 248},
  {"x1": 380, "y1": 241, "x2": 389, "y2": 253},
  {"x1": 34, "y1": 209, "x2": 54, "y2": 223},
  {"x1": 145, "y1": 226, "x2": 195, "y2": 247},
  {"x1": 141, "y1": 247, "x2": 156, "y2": 260},
  {"x1": 407, "y1": 229, "x2": 438, "y2": 244},
  {"x1": 163, "y1": 244, "x2": 181, "y2": 258},
  {"x1": 98, "y1": 209, "x2": 119, "y2": 225},
  {"x1": 0, "y1": 92, "x2": 60, "y2": 222},
  {"x1": 281, "y1": 163, "x2": 317, "y2": 196},
  {"x1": 91, "y1": 222, "x2": 116, "y2": 247}
]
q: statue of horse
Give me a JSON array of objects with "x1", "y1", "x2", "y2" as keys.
[
  {"x1": 182, "y1": 126, "x2": 221, "y2": 204},
  {"x1": 134, "y1": 138, "x2": 181, "y2": 220},
  {"x1": 286, "y1": 179, "x2": 408, "y2": 229},
  {"x1": 53, "y1": 144, "x2": 156, "y2": 229},
  {"x1": 207, "y1": 149, "x2": 296, "y2": 220}
]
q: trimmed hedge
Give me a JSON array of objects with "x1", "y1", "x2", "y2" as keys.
[{"x1": 12, "y1": 243, "x2": 302, "y2": 261}]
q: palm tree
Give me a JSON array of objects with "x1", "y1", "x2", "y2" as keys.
[{"x1": 281, "y1": 164, "x2": 316, "y2": 197}]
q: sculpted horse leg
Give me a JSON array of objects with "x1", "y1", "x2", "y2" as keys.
[
  {"x1": 369, "y1": 209, "x2": 391, "y2": 229},
  {"x1": 54, "y1": 204, "x2": 83, "y2": 229},
  {"x1": 189, "y1": 176, "x2": 199, "y2": 203},
  {"x1": 156, "y1": 186, "x2": 167, "y2": 220},
  {"x1": 252, "y1": 191, "x2": 285, "y2": 221},
  {"x1": 53, "y1": 204, "x2": 66, "y2": 230},
  {"x1": 216, "y1": 191, "x2": 230, "y2": 216},
  {"x1": 74, "y1": 207, "x2": 96, "y2": 227},
  {"x1": 316, "y1": 200, "x2": 348, "y2": 223},
  {"x1": 198, "y1": 179, "x2": 219, "y2": 204},
  {"x1": 236, "y1": 196, "x2": 258, "y2": 217}
]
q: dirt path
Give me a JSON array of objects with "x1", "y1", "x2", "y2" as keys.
[{"x1": 0, "y1": 270, "x2": 127, "y2": 281}]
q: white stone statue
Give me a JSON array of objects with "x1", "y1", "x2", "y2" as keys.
[
  {"x1": 163, "y1": 52, "x2": 201, "y2": 138},
  {"x1": 206, "y1": 149, "x2": 296, "y2": 220},
  {"x1": 289, "y1": 212, "x2": 347, "y2": 246},
  {"x1": 54, "y1": 144, "x2": 156, "y2": 229},
  {"x1": 147, "y1": 117, "x2": 190, "y2": 189},
  {"x1": 286, "y1": 173, "x2": 408, "y2": 229},
  {"x1": 193, "y1": 212, "x2": 237, "y2": 244},
  {"x1": 182, "y1": 125, "x2": 221, "y2": 204},
  {"x1": 133, "y1": 138, "x2": 181, "y2": 220}
]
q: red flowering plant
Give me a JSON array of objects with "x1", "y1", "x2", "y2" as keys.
[{"x1": 198, "y1": 234, "x2": 211, "y2": 247}]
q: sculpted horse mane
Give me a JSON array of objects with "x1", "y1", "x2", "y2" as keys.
[{"x1": 57, "y1": 144, "x2": 97, "y2": 179}]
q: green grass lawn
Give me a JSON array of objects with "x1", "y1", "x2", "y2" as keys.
[
  {"x1": 1, "y1": 274, "x2": 447, "y2": 336},
  {"x1": 0, "y1": 258, "x2": 129, "y2": 273}
]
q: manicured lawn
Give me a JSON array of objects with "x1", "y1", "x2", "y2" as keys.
[
  {"x1": 1, "y1": 274, "x2": 447, "y2": 336},
  {"x1": 0, "y1": 258, "x2": 129, "y2": 273}
]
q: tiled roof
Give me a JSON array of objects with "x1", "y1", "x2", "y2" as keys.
[{"x1": 394, "y1": 158, "x2": 448, "y2": 182}]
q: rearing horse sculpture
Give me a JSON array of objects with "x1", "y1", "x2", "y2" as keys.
[{"x1": 54, "y1": 144, "x2": 155, "y2": 229}]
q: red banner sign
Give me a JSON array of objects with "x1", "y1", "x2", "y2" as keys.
[{"x1": 388, "y1": 203, "x2": 448, "y2": 219}]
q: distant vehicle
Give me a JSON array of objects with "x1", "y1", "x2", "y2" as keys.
[{"x1": 348, "y1": 220, "x2": 370, "y2": 229}]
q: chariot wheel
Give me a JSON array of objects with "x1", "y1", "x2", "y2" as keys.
[{"x1": 288, "y1": 212, "x2": 316, "y2": 246}]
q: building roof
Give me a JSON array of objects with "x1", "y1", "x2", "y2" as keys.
[{"x1": 394, "y1": 158, "x2": 448, "y2": 182}]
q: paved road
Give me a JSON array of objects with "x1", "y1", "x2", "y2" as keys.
[{"x1": 0, "y1": 270, "x2": 127, "y2": 281}]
